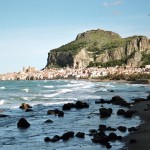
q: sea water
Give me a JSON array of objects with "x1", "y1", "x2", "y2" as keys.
[{"x1": 0, "y1": 80, "x2": 150, "y2": 150}]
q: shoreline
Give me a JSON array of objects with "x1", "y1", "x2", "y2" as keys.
[
  {"x1": 0, "y1": 67, "x2": 149, "y2": 84},
  {"x1": 123, "y1": 97, "x2": 150, "y2": 150}
]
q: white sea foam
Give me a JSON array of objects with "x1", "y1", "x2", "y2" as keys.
[
  {"x1": 43, "y1": 100, "x2": 74, "y2": 106},
  {"x1": 0, "y1": 100, "x2": 5, "y2": 105},
  {"x1": 0, "y1": 86, "x2": 6, "y2": 89},
  {"x1": 21, "y1": 97, "x2": 29, "y2": 101},
  {"x1": 22, "y1": 88, "x2": 29, "y2": 92},
  {"x1": 43, "y1": 85, "x2": 54, "y2": 88},
  {"x1": 44, "y1": 89, "x2": 72, "y2": 98}
]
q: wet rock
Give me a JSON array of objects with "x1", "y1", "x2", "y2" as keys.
[
  {"x1": 99, "y1": 125, "x2": 107, "y2": 131},
  {"x1": 61, "y1": 131, "x2": 74, "y2": 141},
  {"x1": 89, "y1": 129, "x2": 97, "y2": 135},
  {"x1": 0, "y1": 114, "x2": 9, "y2": 117},
  {"x1": 111, "y1": 96, "x2": 131, "y2": 107},
  {"x1": 58, "y1": 111, "x2": 64, "y2": 117},
  {"x1": 117, "y1": 126, "x2": 127, "y2": 132},
  {"x1": 47, "y1": 109, "x2": 64, "y2": 117},
  {"x1": 117, "y1": 109, "x2": 126, "y2": 116},
  {"x1": 124, "y1": 110, "x2": 136, "y2": 118},
  {"x1": 95, "y1": 99, "x2": 110, "y2": 104},
  {"x1": 62, "y1": 103, "x2": 75, "y2": 110},
  {"x1": 99, "y1": 108, "x2": 112, "y2": 118},
  {"x1": 44, "y1": 137, "x2": 50, "y2": 142},
  {"x1": 106, "y1": 126, "x2": 117, "y2": 131},
  {"x1": 25, "y1": 109, "x2": 33, "y2": 112},
  {"x1": 17, "y1": 118, "x2": 30, "y2": 129},
  {"x1": 92, "y1": 131, "x2": 109, "y2": 147},
  {"x1": 50, "y1": 135, "x2": 60, "y2": 142},
  {"x1": 20, "y1": 103, "x2": 32, "y2": 109},
  {"x1": 47, "y1": 110, "x2": 56, "y2": 115},
  {"x1": 108, "y1": 133, "x2": 118, "y2": 141},
  {"x1": 106, "y1": 143, "x2": 112, "y2": 149},
  {"x1": 75, "y1": 101, "x2": 89, "y2": 109},
  {"x1": 128, "y1": 127, "x2": 138, "y2": 132},
  {"x1": 45, "y1": 119, "x2": 53, "y2": 123},
  {"x1": 75, "y1": 132, "x2": 85, "y2": 138}
]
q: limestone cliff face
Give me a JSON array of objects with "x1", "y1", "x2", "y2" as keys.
[
  {"x1": 46, "y1": 30, "x2": 150, "y2": 68},
  {"x1": 46, "y1": 51, "x2": 74, "y2": 68}
]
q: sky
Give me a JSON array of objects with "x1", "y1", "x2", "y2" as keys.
[{"x1": 0, "y1": 0, "x2": 150, "y2": 73}]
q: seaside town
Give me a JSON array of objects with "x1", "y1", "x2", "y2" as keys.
[{"x1": 0, "y1": 65, "x2": 150, "y2": 81}]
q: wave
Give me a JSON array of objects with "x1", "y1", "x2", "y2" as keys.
[
  {"x1": 43, "y1": 100, "x2": 75, "y2": 106},
  {"x1": 21, "y1": 96, "x2": 36, "y2": 101},
  {"x1": 22, "y1": 88, "x2": 29, "y2": 92},
  {"x1": 44, "y1": 89, "x2": 72, "y2": 98},
  {"x1": 0, "y1": 100, "x2": 5, "y2": 105},
  {"x1": 0, "y1": 86, "x2": 5, "y2": 90},
  {"x1": 43, "y1": 85, "x2": 54, "y2": 88}
]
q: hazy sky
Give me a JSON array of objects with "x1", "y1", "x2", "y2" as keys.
[{"x1": 0, "y1": 0, "x2": 150, "y2": 73}]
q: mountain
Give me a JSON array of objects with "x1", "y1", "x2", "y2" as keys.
[{"x1": 45, "y1": 29, "x2": 150, "y2": 69}]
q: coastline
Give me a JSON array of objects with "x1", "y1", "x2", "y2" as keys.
[{"x1": 123, "y1": 98, "x2": 150, "y2": 150}]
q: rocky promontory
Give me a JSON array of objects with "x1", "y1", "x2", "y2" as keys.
[{"x1": 45, "y1": 29, "x2": 150, "y2": 69}]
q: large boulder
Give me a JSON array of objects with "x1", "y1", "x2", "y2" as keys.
[
  {"x1": 17, "y1": 118, "x2": 30, "y2": 129},
  {"x1": 61, "y1": 131, "x2": 74, "y2": 141},
  {"x1": 62, "y1": 103, "x2": 75, "y2": 110},
  {"x1": 99, "y1": 108, "x2": 112, "y2": 118},
  {"x1": 75, "y1": 101, "x2": 89, "y2": 109}
]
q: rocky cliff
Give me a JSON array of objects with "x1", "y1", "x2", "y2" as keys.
[{"x1": 45, "y1": 29, "x2": 150, "y2": 68}]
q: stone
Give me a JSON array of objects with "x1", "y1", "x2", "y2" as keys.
[
  {"x1": 20, "y1": 103, "x2": 32, "y2": 109},
  {"x1": 108, "y1": 133, "x2": 118, "y2": 141},
  {"x1": 45, "y1": 119, "x2": 53, "y2": 123},
  {"x1": 117, "y1": 126, "x2": 127, "y2": 132},
  {"x1": 0, "y1": 114, "x2": 9, "y2": 117},
  {"x1": 75, "y1": 101, "x2": 89, "y2": 109},
  {"x1": 25, "y1": 109, "x2": 33, "y2": 112},
  {"x1": 47, "y1": 110, "x2": 57, "y2": 115},
  {"x1": 58, "y1": 111, "x2": 64, "y2": 117},
  {"x1": 62, "y1": 103, "x2": 75, "y2": 110},
  {"x1": 75, "y1": 132, "x2": 85, "y2": 138},
  {"x1": 61, "y1": 131, "x2": 74, "y2": 140},
  {"x1": 117, "y1": 109, "x2": 126, "y2": 116},
  {"x1": 17, "y1": 118, "x2": 30, "y2": 129},
  {"x1": 44, "y1": 137, "x2": 50, "y2": 142},
  {"x1": 99, "y1": 108, "x2": 112, "y2": 118}
]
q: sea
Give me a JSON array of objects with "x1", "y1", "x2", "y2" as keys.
[{"x1": 0, "y1": 80, "x2": 150, "y2": 150}]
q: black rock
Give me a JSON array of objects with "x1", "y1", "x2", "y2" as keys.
[
  {"x1": 0, "y1": 114, "x2": 9, "y2": 117},
  {"x1": 45, "y1": 119, "x2": 53, "y2": 123},
  {"x1": 117, "y1": 126, "x2": 127, "y2": 132},
  {"x1": 62, "y1": 103, "x2": 75, "y2": 110},
  {"x1": 75, "y1": 132, "x2": 85, "y2": 138},
  {"x1": 75, "y1": 101, "x2": 89, "y2": 109},
  {"x1": 108, "y1": 133, "x2": 118, "y2": 141},
  {"x1": 25, "y1": 109, "x2": 33, "y2": 112},
  {"x1": 117, "y1": 109, "x2": 126, "y2": 116},
  {"x1": 17, "y1": 118, "x2": 30, "y2": 129},
  {"x1": 58, "y1": 111, "x2": 64, "y2": 117},
  {"x1": 99, "y1": 125, "x2": 107, "y2": 131},
  {"x1": 44, "y1": 137, "x2": 50, "y2": 142},
  {"x1": 61, "y1": 131, "x2": 74, "y2": 140},
  {"x1": 19, "y1": 103, "x2": 32, "y2": 109},
  {"x1": 99, "y1": 108, "x2": 112, "y2": 118}
]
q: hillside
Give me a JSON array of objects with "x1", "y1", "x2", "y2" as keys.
[{"x1": 45, "y1": 29, "x2": 150, "y2": 69}]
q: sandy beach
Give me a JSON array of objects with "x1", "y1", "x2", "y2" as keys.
[{"x1": 123, "y1": 96, "x2": 150, "y2": 150}]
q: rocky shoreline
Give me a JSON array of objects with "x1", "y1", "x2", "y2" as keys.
[
  {"x1": 2, "y1": 94, "x2": 150, "y2": 149},
  {"x1": 0, "y1": 66, "x2": 150, "y2": 82}
]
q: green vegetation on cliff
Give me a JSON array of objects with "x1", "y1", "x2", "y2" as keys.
[{"x1": 46, "y1": 29, "x2": 150, "y2": 68}]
